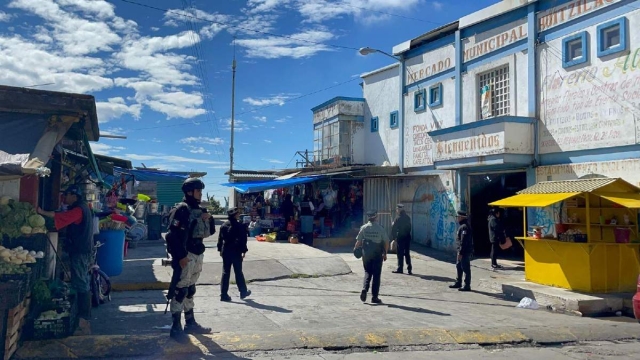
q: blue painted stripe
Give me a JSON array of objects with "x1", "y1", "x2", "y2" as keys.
[
  {"x1": 539, "y1": 0, "x2": 636, "y2": 42},
  {"x1": 539, "y1": 144, "x2": 640, "y2": 166},
  {"x1": 311, "y1": 96, "x2": 365, "y2": 112},
  {"x1": 462, "y1": 40, "x2": 528, "y2": 71},
  {"x1": 461, "y1": 6, "x2": 528, "y2": 38},
  {"x1": 404, "y1": 68, "x2": 455, "y2": 93},
  {"x1": 404, "y1": 33, "x2": 456, "y2": 59},
  {"x1": 455, "y1": 29, "x2": 462, "y2": 126},
  {"x1": 428, "y1": 116, "x2": 535, "y2": 137},
  {"x1": 434, "y1": 154, "x2": 533, "y2": 170}
]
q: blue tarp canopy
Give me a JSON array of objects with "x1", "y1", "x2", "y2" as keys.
[{"x1": 221, "y1": 175, "x2": 322, "y2": 194}]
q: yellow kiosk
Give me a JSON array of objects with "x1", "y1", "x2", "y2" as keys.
[{"x1": 490, "y1": 178, "x2": 640, "y2": 293}]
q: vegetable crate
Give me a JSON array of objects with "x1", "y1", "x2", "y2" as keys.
[
  {"x1": 0, "y1": 293, "x2": 30, "y2": 360},
  {"x1": 2, "y1": 234, "x2": 50, "y2": 281},
  {"x1": 22, "y1": 294, "x2": 77, "y2": 341}
]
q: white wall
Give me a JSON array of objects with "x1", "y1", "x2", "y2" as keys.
[
  {"x1": 361, "y1": 65, "x2": 400, "y2": 166},
  {"x1": 537, "y1": 7, "x2": 640, "y2": 154},
  {"x1": 0, "y1": 179, "x2": 20, "y2": 200}
]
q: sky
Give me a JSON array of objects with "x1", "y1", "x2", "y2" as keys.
[{"x1": 0, "y1": 0, "x2": 500, "y2": 201}]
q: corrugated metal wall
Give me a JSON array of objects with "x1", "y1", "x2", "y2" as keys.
[
  {"x1": 363, "y1": 177, "x2": 399, "y2": 237},
  {"x1": 156, "y1": 180, "x2": 185, "y2": 208}
]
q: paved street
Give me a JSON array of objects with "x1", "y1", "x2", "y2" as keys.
[{"x1": 16, "y1": 241, "x2": 640, "y2": 359}]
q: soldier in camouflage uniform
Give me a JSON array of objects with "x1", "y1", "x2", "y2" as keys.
[
  {"x1": 355, "y1": 210, "x2": 390, "y2": 304},
  {"x1": 165, "y1": 178, "x2": 216, "y2": 342}
]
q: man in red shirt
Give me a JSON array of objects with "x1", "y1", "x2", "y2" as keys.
[{"x1": 38, "y1": 184, "x2": 94, "y2": 335}]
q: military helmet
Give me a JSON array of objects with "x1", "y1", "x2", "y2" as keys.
[{"x1": 182, "y1": 177, "x2": 205, "y2": 193}]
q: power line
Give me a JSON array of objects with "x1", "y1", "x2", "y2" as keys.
[
  {"x1": 116, "y1": 0, "x2": 361, "y2": 51},
  {"x1": 129, "y1": 76, "x2": 362, "y2": 131}
]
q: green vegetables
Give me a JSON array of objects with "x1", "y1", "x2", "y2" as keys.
[
  {"x1": 0, "y1": 197, "x2": 47, "y2": 239},
  {"x1": 32, "y1": 280, "x2": 52, "y2": 304},
  {"x1": 0, "y1": 262, "x2": 31, "y2": 275}
]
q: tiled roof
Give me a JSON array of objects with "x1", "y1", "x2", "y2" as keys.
[
  {"x1": 230, "y1": 172, "x2": 277, "y2": 179},
  {"x1": 517, "y1": 178, "x2": 618, "y2": 194}
]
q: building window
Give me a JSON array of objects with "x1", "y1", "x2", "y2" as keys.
[
  {"x1": 313, "y1": 127, "x2": 322, "y2": 162},
  {"x1": 414, "y1": 89, "x2": 426, "y2": 112},
  {"x1": 371, "y1": 116, "x2": 379, "y2": 132},
  {"x1": 478, "y1": 64, "x2": 510, "y2": 119},
  {"x1": 597, "y1": 17, "x2": 627, "y2": 58},
  {"x1": 390, "y1": 111, "x2": 398, "y2": 129},
  {"x1": 562, "y1": 31, "x2": 589, "y2": 68},
  {"x1": 429, "y1": 83, "x2": 443, "y2": 108}
]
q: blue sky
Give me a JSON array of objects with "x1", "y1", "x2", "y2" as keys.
[{"x1": 0, "y1": 0, "x2": 499, "y2": 200}]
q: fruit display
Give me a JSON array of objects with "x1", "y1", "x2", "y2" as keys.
[{"x1": 0, "y1": 196, "x2": 47, "y2": 239}]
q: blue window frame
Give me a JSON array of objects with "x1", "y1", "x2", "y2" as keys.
[
  {"x1": 389, "y1": 111, "x2": 398, "y2": 129},
  {"x1": 414, "y1": 89, "x2": 426, "y2": 112},
  {"x1": 429, "y1": 83, "x2": 443, "y2": 107},
  {"x1": 597, "y1": 17, "x2": 627, "y2": 58},
  {"x1": 562, "y1": 31, "x2": 589, "y2": 68},
  {"x1": 371, "y1": 116, "x2": 378, "y2": 132}
]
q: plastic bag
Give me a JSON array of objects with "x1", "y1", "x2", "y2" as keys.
[{"x1": 516, "y1": 297, "x2": 539, "y2": 310}]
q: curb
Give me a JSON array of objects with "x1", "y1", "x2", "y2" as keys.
[{"x1": 14, "y1": 325, "x2": 640, "y2": 359}]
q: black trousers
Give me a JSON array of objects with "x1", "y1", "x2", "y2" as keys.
[
  {"x1": 396, "y1": 239, "x2": 412, "y2": 272},
  {"x1": 362, "y1": 256, "x2": 383, "y2": 298},
  {"x1": 456, "y1": 254, "x2": 471, "y2": 288},
  {"x1": 221, "y1": 252, "x2": 248, "y2": 296},
  {"x1": 490, "y1": 241, "x2": 500, "y2": 266}
]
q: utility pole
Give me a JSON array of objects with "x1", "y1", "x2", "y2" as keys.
[{"x1": 229, "y1": 39, "x2": 237, "y2": 180}]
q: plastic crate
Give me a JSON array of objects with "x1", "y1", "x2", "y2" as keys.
[
  {"x1": 22, "y1": 295, "x2": 77, "y2": 341},
  {"x1": 0, "y1": 283, "x2": 22, "y2": 310},
  {"x1": 0, "y1": 275, "x2": 30, "y2": 305}
]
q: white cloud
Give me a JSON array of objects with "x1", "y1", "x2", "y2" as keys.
[
  {"x1": 100, "y1": 127, "x2": 127, "y2": 137},
  {"x1": 243, "y1": 95, "x2": 290, "y2": 107},
  {"x1": 295, "y1": 0, "x2": 421, "y2": 23},
  {"x1": 254, "y1": 116, "x2": 267, "y2": 122},
  {"x1": 163, "y1": 8, "x2": 232, "y2": 39},
  {"x1": 151, "y1": 27, "x2": 160, "y2": 31},
  {"x1": 0, "y1": 11, "x2": 12, "y2": 22},
  {"x1": 275, "y1": 118, "x2": 287, "y2": 123},
  {"x1": 125, "y1": 153, "x2": 227, "y2": 165},
  {"x1": 264, "y1": 158, "x2": 284, "y2": 164},
  {"x1": 152, "y1": 138, "x2": 162, "y2": 143},
  {"x1": 246, "y1": 0, "x2": 291, "y2": 14},
  {"x1": 264, "y1": 140, "x2": 272, "y2": 143},
  {"x1": 184, "y1": 146, "x2": 211, "y2": 155},
  {"x1": 432, "y1": 1, "x2": 444, "y2": 10},
  {"x1": 180, "y1": 137, "x2": 224, "y2": 145},
  {"x1": 235, "y1": 29, "x2": 334, "y2": 59},
  {"x1": 96, "y1": 97, "x2": 142, "y2": 123},
  {"x1": 90, "y1": 142, "x2": 126, "y2": 156},
  {"x1": 241, "y1": 142, "x2": 250, "y2": 145},
  {"x1": 221, "y1": 118, "x2": 250, "y2": 132}
]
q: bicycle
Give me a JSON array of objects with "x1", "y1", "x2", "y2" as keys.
[{"x1": 90, "y1": 240, "x2": 112, "y2": 307}]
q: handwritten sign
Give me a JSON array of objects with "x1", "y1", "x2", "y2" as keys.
[
  {"x1": 537, "y1": 0, "x2": 620, "y2": 32},
  {"x1": 463, "y1": 22, "x2": 527, "y2": 62},
  {"x1": 434, "y1": 133, "x2": 503, "y2": 161},
  {"x1": 539, "y1": 45, "x2": 640, "y2": 154},
  {"x1": 537, "y1": 159, "x2": 640, "y2": 186}
]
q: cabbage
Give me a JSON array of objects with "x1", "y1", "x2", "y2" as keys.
[
  {"x1": 0, "y1": 196, "x2": 11, "y2": 205},
  {"x1": 28, "y1": 214, "x2": 46, "y2": 228},
  {"x1": 20, "y1": 226, "x2": 33, "y2": 235}
]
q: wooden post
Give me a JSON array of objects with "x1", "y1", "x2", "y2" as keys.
[{"x1": 585, "y1": 194, "x2": 591, "y2": 243}]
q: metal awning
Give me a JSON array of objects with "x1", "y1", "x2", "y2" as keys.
[
  {"x1": 597, "y1": 193, "x2": 640, "y2": 209},
  {"x1": 489, "y1": 193, "x2": 579, "y2": 208}
]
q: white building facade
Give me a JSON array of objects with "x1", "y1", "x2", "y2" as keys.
[{"x1": 311, "y1": 0, "x2": 640, "y2": 254}]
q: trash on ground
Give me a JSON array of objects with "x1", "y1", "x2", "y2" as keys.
[{"x1": 516, "y1": 297, "x2": 540, "y2": 310}]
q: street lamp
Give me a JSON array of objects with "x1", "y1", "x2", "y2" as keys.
[{"x1": 358, "y1": 46, "x2": 406, "y2": 173}]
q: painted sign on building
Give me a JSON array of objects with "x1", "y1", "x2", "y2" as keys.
[
  {"x1": 539, "y1": 43, "x2": 640, "y2": 154},
  {"x1": 537, "y1": 159, "x2": 640, "y2": 186},
  {"x1": 463, "y1": 18, "x2": 528, "y2": 63},
  {"x1": 537, "y1": 0, "x2": 621, "y2": 32},
  {"x1": 313, "y1": 100, "x2": 364, "y2": 124},
  {"x1": 434, "y1": 132, "x2": 503, "y2": 161},
  {"x1": 405, "y1": 122, "x2": 439, "y2": 167},
  {"x1": 405, "y1": 45, "x2": 455, "y2": 85}
]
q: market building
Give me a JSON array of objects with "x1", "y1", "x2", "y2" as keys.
[{"x1": 315, "y1": 0, "x2": 640, "y2": 257}]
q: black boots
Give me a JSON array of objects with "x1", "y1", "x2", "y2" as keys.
[
  {"x1": 170, "y1": 312, "x2": 188, "y2": 343},
  {"x1": 240, "y1": 290, "x2": 252, "y2": 299},
  {"x1": 184, "y1": 310, "x2": 212, "y2": 334}
]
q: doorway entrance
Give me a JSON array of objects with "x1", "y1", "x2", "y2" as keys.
[{"x1": 469, "y1": 171, "x2": 527, "y2": 258}]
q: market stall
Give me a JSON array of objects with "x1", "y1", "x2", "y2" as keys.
[{"x1": 490, "y1": 178, "x2": 640, "y2": 293}]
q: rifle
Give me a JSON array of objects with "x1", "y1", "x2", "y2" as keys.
[{"x1": 164, "y1": 263, "x2": 180, "y2": 314}]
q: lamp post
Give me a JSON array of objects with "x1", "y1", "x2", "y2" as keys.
[{"x1": 359, "y1": 47, "x2": 405, "y2": 173}]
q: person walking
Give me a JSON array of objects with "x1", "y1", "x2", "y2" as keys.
[
  {"x1": 218, "y1": 207, "x2": 251, "y2": 302},
  {"x1": 37, "y1": 185, "x2": 94, "y2": 336},
  {"x1": 488, "y1": 207, "x2": 505, "y2": 269},
  {"x1": 450, "y1": 211, "x2": 473, "y2": 292},
  {"x1": 391, "y1": 204, "x2": 412, "y2": 275},
  {"x1": 164, "y1": 178, "x2": 215, "y2": 342},
  {"x1": 354, "y1": 210, "x2": 389, "y2": 304}
]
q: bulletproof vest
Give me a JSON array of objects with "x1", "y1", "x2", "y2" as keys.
[{"x1": 188, "y1": 207, "x2": 210, "y2": 239}]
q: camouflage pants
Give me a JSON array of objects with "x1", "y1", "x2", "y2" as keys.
[{"x1": 170, "y1": 252, "x2": 204, "y2": 313}]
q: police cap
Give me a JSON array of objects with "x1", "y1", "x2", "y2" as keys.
[{"x1": 366, "y1": 210, "x2": 378, "y2": 218}]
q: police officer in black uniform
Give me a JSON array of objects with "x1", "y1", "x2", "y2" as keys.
[
  {"x1": 450, "y1": 210, "x2": 473, "y2": 292},
  {"x1": 218, "y1": 207, "x2": 251, "y2": 302},
  {"x1": 391, "y1": 204, "x2": 412, "y2": 275},
  {"x1": 165, "y1": 178, "x2": 216, "y2": 342}
]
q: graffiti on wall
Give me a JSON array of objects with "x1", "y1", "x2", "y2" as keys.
[
  {"x1": 539, "y1": 46, "x2": 640, "y2": 154},
  {"x1": 412, "y1": 183, "x2": 458, "y2": 251},
  {"x1": 529, "y1": 203, "x2": 562, "y2": 237}
]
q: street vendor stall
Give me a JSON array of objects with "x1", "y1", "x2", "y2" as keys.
[{"x1": 490, "y1": 178, "x2": 640, "y2": 293}]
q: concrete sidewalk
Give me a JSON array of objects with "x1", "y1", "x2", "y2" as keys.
[{"x1": 111, "y1": 237, "x2": 352, "y2": 291}]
